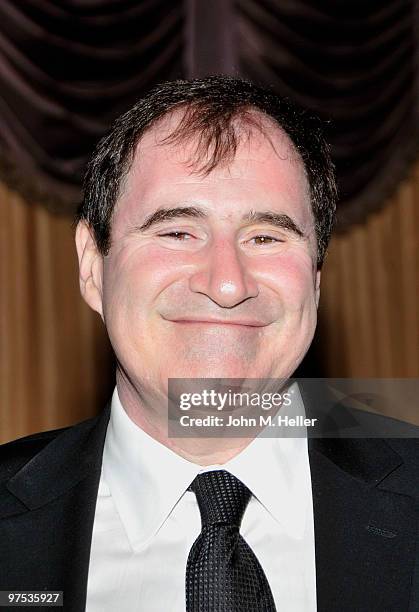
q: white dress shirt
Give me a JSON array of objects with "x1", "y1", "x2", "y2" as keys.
[{"x1": 85, "y1": 385, "x2": 317, "y2": 611}]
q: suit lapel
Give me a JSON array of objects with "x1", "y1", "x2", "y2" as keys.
[
  {"x1": 308, "y1": 437, "x2": 418, "y2": 611},
  {"x1": 1, "y1": 404, "x2": 111, "y2": 612}
]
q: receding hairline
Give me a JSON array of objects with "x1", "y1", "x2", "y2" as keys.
[
  {"x1": 116, "y1": 103, "x2": 308, "y2": 201},
  {"x1": 111, "y1": 104, "x2": 314, "y2": 250}
]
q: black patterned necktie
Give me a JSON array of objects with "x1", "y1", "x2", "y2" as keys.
[{"x1": 185, "y1": 469, "x2": 277, "y2": 611}]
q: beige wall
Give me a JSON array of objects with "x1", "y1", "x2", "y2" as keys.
[{"x1": 1, "y1": 163, "x2": 418, "y2": 443}]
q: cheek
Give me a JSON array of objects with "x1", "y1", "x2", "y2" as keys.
[
  {"x1": 258, "y1": 252, "x2": 316, "y2": 306},
  {"x1": 102, "y1": 247, "x2": 187, "y2": 318}
]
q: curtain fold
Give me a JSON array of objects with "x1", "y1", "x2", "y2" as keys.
[
  {"x1": 0, "y1": 182, "x2": 115, "y2": 443},
  {"x1": 0, "y1": 0, "x2": 184, "y2": 210},
  {"x1": 237, "y1": 0, "x2": 419, "y2": 226},
  {"x1": 0, "y1": 1, "x2": 417, "y2": 222},
  {"x1": 318, "y1": 162, "x2": 419, "y2": 384}
]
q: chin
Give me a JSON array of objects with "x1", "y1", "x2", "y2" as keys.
[
  {"x1": 166, "y1": 359, "x2": 253, "y2": 381},
  {"x1": 173, "y1": 357, "x2": 283, "y2": 382}
]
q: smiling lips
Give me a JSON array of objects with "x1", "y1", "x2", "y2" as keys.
[{"x1": 167, "y1": 317, "x2": 268, "y2": 327}]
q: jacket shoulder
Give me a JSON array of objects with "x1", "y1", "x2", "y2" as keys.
[{"x1": 0, "y1": 416, "x2": 99, "y2": 483}]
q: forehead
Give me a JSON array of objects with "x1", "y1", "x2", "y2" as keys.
[{"x1": 116, "y1": 110, "x2": 311, "y2": 221}]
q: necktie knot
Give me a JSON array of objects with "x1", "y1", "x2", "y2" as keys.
[{"x1": 189, "y1": 470, "x2": 252, "y2": 527}]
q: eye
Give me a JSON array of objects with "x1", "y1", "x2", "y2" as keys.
[
  {"x1": 247, "y1": 235, "x2": 284, "y2": 246},
  {"x1": 158, "y1": 231, "x2": 193, "y2": 241}
]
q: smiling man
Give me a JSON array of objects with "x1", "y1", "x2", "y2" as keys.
[
  {"x1": 78, "y1": 100, "x2": 323, "y2": 460},
  {"x1": 1, "y1": 77, "x2": 418, "y2": 612}
]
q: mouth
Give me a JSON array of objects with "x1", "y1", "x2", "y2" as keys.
[{"x1": 165, "y1": 318, "x2": 268, "y2": 328}]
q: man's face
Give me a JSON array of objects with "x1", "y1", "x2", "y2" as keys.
[{"x1": 79, "y1": 114, "x2": 320, "y2": 398}]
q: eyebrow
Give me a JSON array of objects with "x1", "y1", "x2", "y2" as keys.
[
  {"x1": 241, "y1": 210, "x2": 305, "y2": 238},
  {"x1": 134, "y1": 206, "x2": 306, "y2": 238},
  {"x1": 136, "y1": 206, "x2": 206, "y2": 231}
]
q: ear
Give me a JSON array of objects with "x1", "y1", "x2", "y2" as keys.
[
  {"x1": 75, "y1": 221, "x2": 104, "y2": 318},
  {"x1": 315, "y1": 269, "x2": 321, "y2": 308}
]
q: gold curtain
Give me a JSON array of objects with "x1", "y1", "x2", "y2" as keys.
[
  {"x1": 1, "y1": 164, "x2": 418, "y2": 443},
  {"x1": 0, "y1": 185, "x2": 114, "y2": 444},
  {"x1": 320, "y1": 163, "x2": 419, "y2": 378}
]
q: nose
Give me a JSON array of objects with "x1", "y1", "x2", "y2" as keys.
[{"x1": 189, "y1": 237, "x2": 259, "y2": 308}]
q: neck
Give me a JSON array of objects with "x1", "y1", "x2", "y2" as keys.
[{"x1": 116, "y1": 370, "x2": 256, "y2": 466}]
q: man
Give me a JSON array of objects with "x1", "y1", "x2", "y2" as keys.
[{"x1": 1, "y1": 77, "x2": 418, "y2": 611}]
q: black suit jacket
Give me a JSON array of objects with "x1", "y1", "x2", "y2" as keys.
[{"x1": 1, "y1": 401, "x2": 418, "y2": 611}]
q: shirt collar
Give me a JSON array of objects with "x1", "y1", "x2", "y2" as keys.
[
  {"x1": 223, "y1": 382, "x2": 311, "y2": 539},
  {"x1": 103, "y1": 383, "x2": 310, "y2": 551}
]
